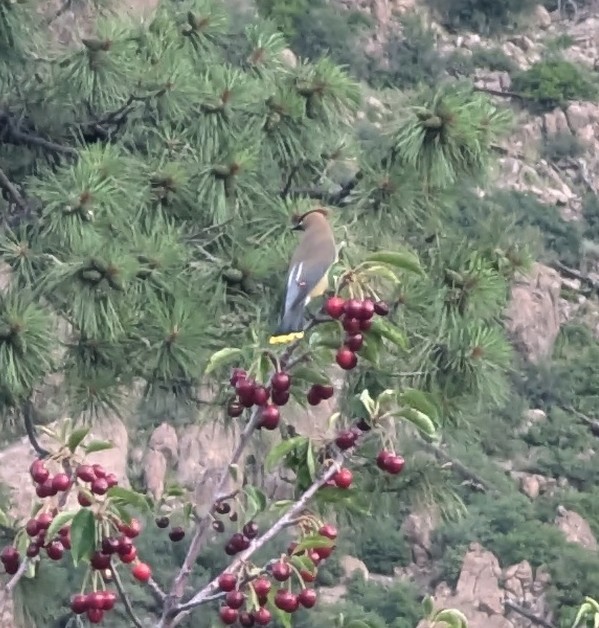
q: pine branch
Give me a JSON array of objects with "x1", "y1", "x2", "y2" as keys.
[
  {"x1": 162, "y1": 454, "x2": 345, "y2": 627},
  {"x1": 22, "y1": 400, "x2": 49, "y2": 458},
  {"x1": 0, "y1": 110, "x2": 77, "y2": 157},
  {"x1": 0, "y1": 167, "x2": 28, "y2": 213}
]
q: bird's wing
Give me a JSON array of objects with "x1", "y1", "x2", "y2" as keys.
[{"x1": 283, "y1": 258, "x2": 330, "y2": 313}]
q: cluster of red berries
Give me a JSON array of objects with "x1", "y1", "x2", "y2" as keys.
[
  {"x1": 73, "y1": 462, "x2": 119, "y2": 505},
  {"x1": 227, "y1": 368, "x2": 294, "y2": 431},
  {"x1": 216, "y1": 523, "x2": 336, "y2": 625},
  {"x1": 323, "y1": 296, "x2": 389, "y2": 371},
  {"x1": 223, "y1": 518, "x2": 260, "y2": 557},
  {"x1": 70, "y1": 590, "x2": 117, "y2": 624},
  {"x1": 376, "y1": 450, "x2": 406, "y2": 475}
]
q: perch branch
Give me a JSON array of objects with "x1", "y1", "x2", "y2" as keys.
[
  {"x1": 0, "y1": 167, "x2": 28, "y2": 212},
  {"x1": 165, "y1": 455, "x2": 344, "y2": 626},
  {"x1": 22, "y1": 399, "x2": 49, "y2": 458},
  {"x1": 505, "y1": 600, "x2": 555, "y2": 628},
  {"x1": 112, "y1": 565, "x2": 144, "y2": 628},
  {"x1": 0, "y1": 110, "x2": 77, "y2": 157},
  {"x1": 4, "y1": 558, "x2": 29, "y2": 593}
]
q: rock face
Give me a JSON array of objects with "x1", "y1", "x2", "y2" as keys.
[
  {"x1": 504, "y1": 263, "x2": 562, "y2": 362},
  {"x1": 555, "y1": 506, "x2": 598, "y2": 550}
]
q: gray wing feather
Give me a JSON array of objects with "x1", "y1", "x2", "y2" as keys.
[{"x1": 283, "y1": 260, "x2": 328, "y2": 312}]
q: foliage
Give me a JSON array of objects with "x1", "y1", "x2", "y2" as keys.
[
  {"x1": 511, "y1": 58, "x2": 599, "y2": 113},
  {"x1": 469, "y1": 46, "x2": 518, "y2": 72},
  {"x1": 424, "y1": 0, "x2": 537, "y2": 35}
]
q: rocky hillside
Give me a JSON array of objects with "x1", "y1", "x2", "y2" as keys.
[{"x1": 2, "y1": 1, "x2": 599, "y2": 627}]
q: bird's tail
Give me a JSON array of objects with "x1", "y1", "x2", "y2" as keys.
[{"x1": 268, "y1": 303, "x2": 306, "y2": 345}]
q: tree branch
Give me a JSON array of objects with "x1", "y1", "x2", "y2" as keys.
[
  {"x1": 112, "y1": 565, "x2": 144, "y2": 628},
  {"x1": 4, "y1": 558, "x2": 29, "y2": 593},
  {"x1": 505, "y1": 600, "x2": 555, "y2": 628},
  {"x1": 22, "y1": 399, "x2": 49, "y2": 458},
  {"x1": 164, "y1": 455, "x2": 344, "y2": 627},
  {"x1": 0, "y1": 167, "x2": 28, "y2": 212}
]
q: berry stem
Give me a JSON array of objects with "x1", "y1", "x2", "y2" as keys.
[{"x1": 112, "y1": 563, "x2": 143, "y2": 628}]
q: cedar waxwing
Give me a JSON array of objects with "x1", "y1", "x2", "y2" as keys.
[{"x1": 269, "y1": 208, "x2": 337, "y2": 345}]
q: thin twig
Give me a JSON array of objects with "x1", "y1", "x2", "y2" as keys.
[
  {"x1": 22, "y1": 399, "x2": 49, "y2": 458},
  {"x1": 0, "y1": 167, "x2": 28, "y2": 212},
  {"x1": 112, "y1": 565, "x2": 144, "y2": 628},
  {"x1": 166, "y1": 455, "x2": 344, "y2": 625},
  {"x1": 4, "y1": 558, "x2": 29, "y2": 593},
  {"x1": 146, "y1": 577, "x2": 167, "y2": 604}
]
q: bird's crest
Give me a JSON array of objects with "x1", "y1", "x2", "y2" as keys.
[{"x1": 291, "y1": 207, "x2": 329, "y2": 226}]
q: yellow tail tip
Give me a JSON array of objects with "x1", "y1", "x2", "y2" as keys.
[{"x1": 268, "y1": 331, "x2": 305, "y2": 345}]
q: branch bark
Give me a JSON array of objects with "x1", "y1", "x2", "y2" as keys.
[
  {"x1": 0, "y1": 167, "x2": 28, "y2": 212},
  {"x1": 112, "y1": 564, "x2": 144, "y2": 628},
  {"x1": 22, "y1": 399, "x2": 50, "y2": 458},
  {"x1": 505, "y1": 600, "x2": 555, "y2": 628},
  {"x1": 160, "y1": 454, "x2": 344, "y2": 627}
]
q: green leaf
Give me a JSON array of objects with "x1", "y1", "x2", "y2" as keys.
[
  {"x1": 84, "y1": 440, "x2": 114, "y2": 454},
  {"x1": 67, "y1": 427, "x2": 91, "y2": 453},
  {"x1": 229, "y1": 463, "x2": 241, "y2": 484},
  {"x1": 46, "y1": 510, "x2": 77, "y2": 542},
  {"x1": 432, "y1": 608, "x2": 469, "y2": 628},
  {"x1": 308, "y1": 329, "x2": 340, "y2": 349},
  {"x1": 400, "y1": 389, "x2": 439, "y2": 422},
  {"x1": 360, "y1": 335, "x2": 381, "y2": 366},
  {"x1": 422, "y1": 595, "x2": 435, "y2": 618},
  {"x1": 397, "y1": 407, "x2": 438, "y2": 438},
  {"x1": 358, "y1": 389, "x2": 376, "y2": 416},
  {"x1": 70, "y1": 509, "x2": 96, "y2": 566},
  {"x1": 205, "y1": 347, "x2": 242, "y2": 375},
  {"x1": 370, "y1": 318, "x2": 408, "y2": 349},
  {"x1": 294, "y1": 534, "x2": 334, "y2": 553},
  {"x1": 164, "y1": 485, "x2": 186, "y2": 498},
  {"x1": 264, "y1": 436, "x2": 307, "y2": 471},
  {"x1": 0, "y1": 507, "x2": 10, "y2": 528},
  {"x1": 244, "y1": 486, "x2": 267, "y2": 513},
  {"x1": 291, "y1": 365, "x2": 330, "y2": 386},
  {"x1": 364, "y1": 249, "x2": 424, "y2": 275},
  {"x1": 106, "y1": 487, "x2": 151, "y2": 513},
  {"x1": 290, "y1": 554, "x2": 316, "y2": 572},
  {"x1": 306, "y1": 441, "x2": 316, "y2": 481}
]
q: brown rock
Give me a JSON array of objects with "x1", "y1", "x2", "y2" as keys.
[{"x1": 555, "y1": 506, "x2": 598, "y2": 550}]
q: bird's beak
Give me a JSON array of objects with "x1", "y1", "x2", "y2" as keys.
[{"x1": 290, "y1": 224, "x2": 302, "y2": 231}]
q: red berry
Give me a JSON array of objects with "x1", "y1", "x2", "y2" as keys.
[
  {"x1": 227, "y1": 400, "x2": 243, "y2": 418},
  {"x1": 88, "y1": 592, "x2": 106, "y2": 610},
  {"x1": 70, "y1": 594, "x2": 88, "y2": 614},
  {"x1": 270, "y1": 389, "x2": 290, "y2": 406},
  {"x1": 271, "y1": 372, "x2": 291, "y2": 392},
  {"x1": 36, "y1": 479, "x2": 57, "y2": 498},
  {"x1": 252, "y1": 577, "x2": 271, "y2": 597},
  {"x1": 132, "y1": 562, "x2": 151, "y2": 582},
  {"x1": 376, "y1": 450, "x2": 392, "y2": 470},
  {"x1": 92, "y1": 464, "x2": 106, "y2": 478},
  {"x1": 218, "y1": 573, "x2": 237, "y2": 592},
  {"x1": 4, "y1": 562, "x2": 18, "y2": 575},
  {"x1": 122, "y1": 518, "x2": 141, "y2": 538},
  {"x1": 259, "y1": 404, "x2": 280, "y2": 430},
  {"x1": 25, "y1": 519, "x2": 39, "y2": 537},
  {"x1": 105, "y1": 473, "x2": 118, "y2": 488},
  {"x1": 91, "y1": 551, "x2": 111, "y2": 570},
  {"x1": 274, "y1": 589, "x2": 299, "y2": 613},
  {"x1": 253, "y1": 607, "x2": 272, "y2": 625},
  {"x1": 155, "y1": 516, "x2": 170, "y2": 529},
  {"x1": 1, "y1": 546, "x2": 19, "y2": 564},
  {"x1": 86, "y1": 607, "x2": 104, "y2": 624},
  {"x1": 335, "y1": 429, "x2": 357, "y2": 451},
  {"x1": 345, "y1": 333, "x2": 363, "y2": 351},
  {"x1": 225, "y1": 590, "x2": 245, "y2": 609},
  {"x1": 336, "y1": 347, "x2": 357, "y2": 370},
  {"x1": 385, "y1": 454, "x2": 405, "y2": 475},
  {"x1": 76, "y1": 465, "x2": 95, "y2": 483},
  {"x1": 101, "y1": 537, "x2": 119, "y2": 555},
  {"x1": 314, "y1": 384, "x2": 334, "y2": 399},
  {"x1": 77, "y1": 491, "x2": 93, "y2": 507},
  {"x1": 308, "y1": 549, "x2": 322, "y2": 565},
  {"x1": 230, "y1": 368, "x2": 247, "y2": 387},
  {"x1": 315, "y1": 545, "x2": 334, "y2": 559},
  {"x1": 298, "y1": 588, "x2": 317, "y2": 608},
  {"x1": 52, "y1": 473, "x2": 71, "y2": 492},
  {"x1": 37, "y1": 512, "x2": 53, "y2": 530},
  {"x1": 300, "y1": 568, "x2": 316, "y2": 583},
  {"x1": 333, "y1": 468, "x2": 353, "y2": 489},
  {"x1": 306, "y1": 386, "x2": 322, "y2": 406},
  {"x1": 219, "y1": 606, "x2": 238, "y2": 625},
  {"x1": 242, "y1": 521, "x2": 259, "y2": 539},
  {"x1": 120, "y1": 546, "x2": 137, "y2": 563},
  {"x1": 271, "y1": 560, "x2": 290, "y2": 582},
  {"x1": 324, "y1": 295, "x2": 345, "y2": 319},
  {"x1": 46, "y1": 540, "x2": 64, "y2": 560},
  {"x1": 61, "y1": 534, "x2": 71, "y2": 550},
  {"x1": 102, "y1": 590, "x2": 117, "y2": 610},
  {"x1": 374, "y1": 300, "x2": 389, "y2": 316},
  {"x1": 344, "y1": 299, "x2": 362, "y2": 319},
  {"x1": 26, "y1": 543, "x2": 39, "y2": 558},
  {"x1": 239, "y1": 611, "x2": 255, "y2": 627},
  {"x1": 359, "y1": 300, "x2": 375, "y2": 320},
  {"x1": 319, "y1": 524, "x2": 338, "y2": 540},
  {"x1": 359, "y1": 318, "x2": 372, "y2": 332},
  {"x1": 342, "y1": 317, "x2": 361, "y2": 334},
  {"x1": 169, "y1": 527, "x2": 185, "y2": 542},
  {"x1": 235, "y1": 378, "x2": 254, "y2": 401},
  {"x1": 224, "y1": 542, "x2": 238, "y2": 556},
  {"x1": 30, "y1": 460, "x2": 49, "y2": 484},
  {"x1": 91, "y1": 477, "x2": 109, "y2": 495},
  {"x1": 253, "y1": 386, "x2": 269, "y2": 406}
]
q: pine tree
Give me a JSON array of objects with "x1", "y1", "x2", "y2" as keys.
[{"x1": 0, "y1": 0, "x2": 531, "y2": 626}]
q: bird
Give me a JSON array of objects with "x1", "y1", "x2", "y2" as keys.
[{"x1": 268, "y1": 208, "x2": 337, "y2": 345}]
